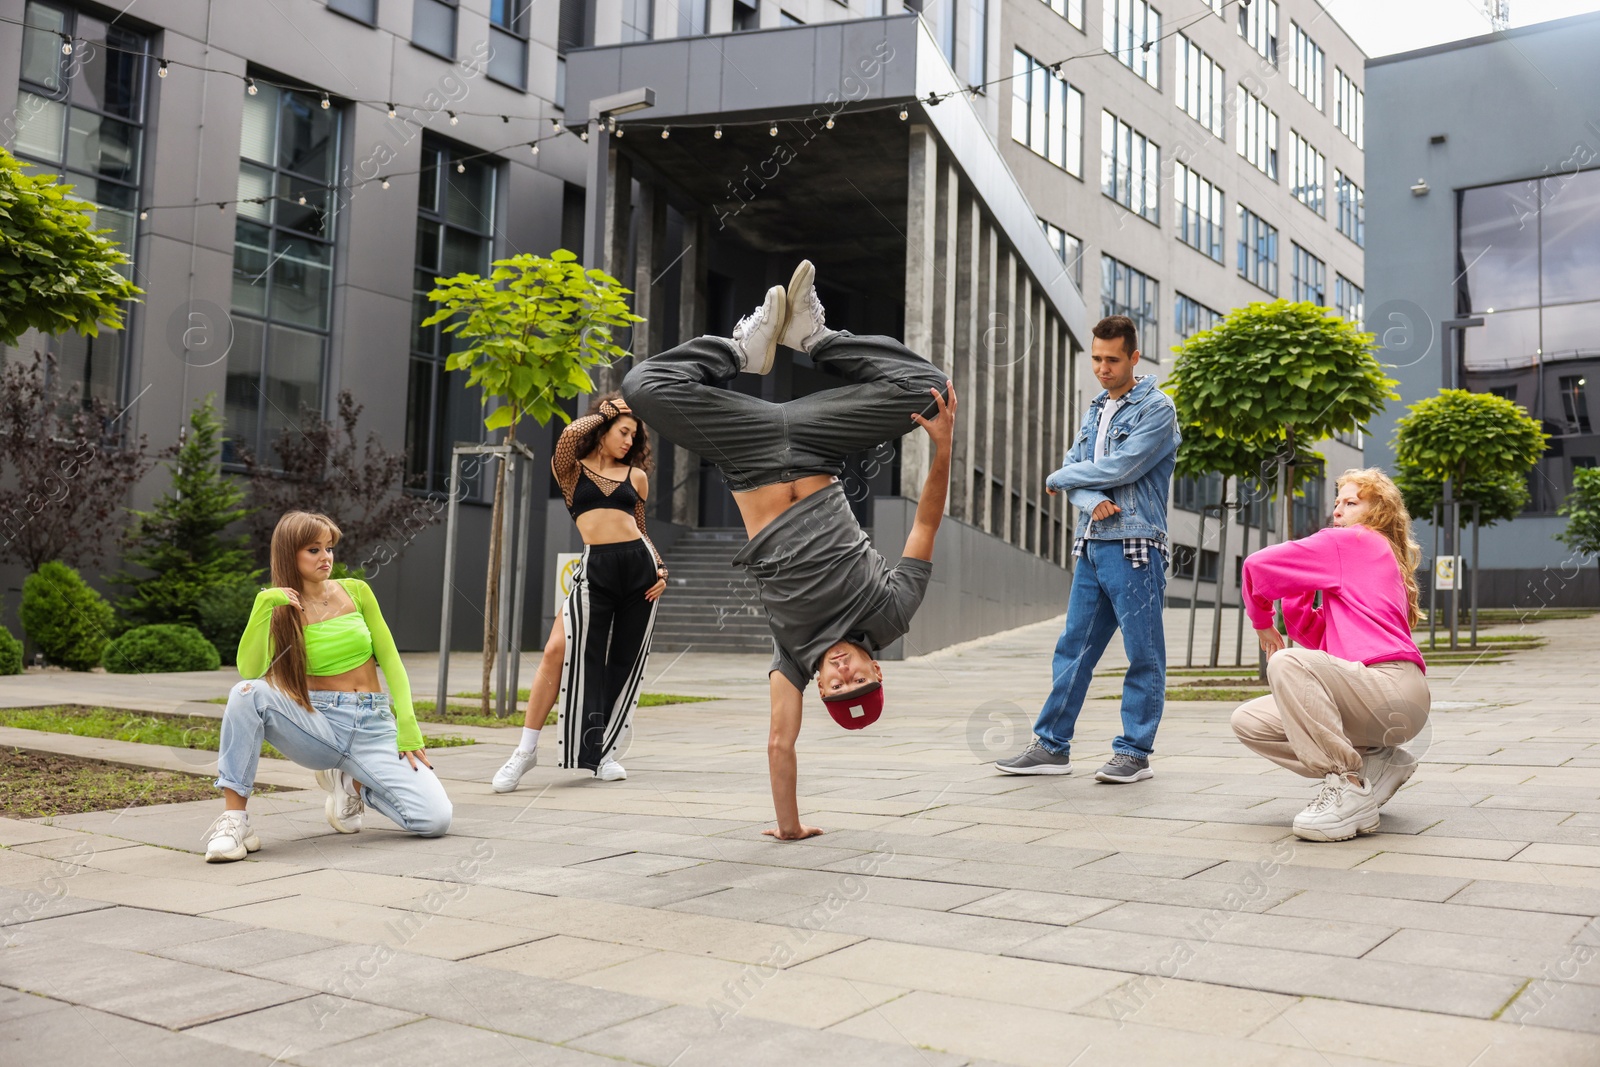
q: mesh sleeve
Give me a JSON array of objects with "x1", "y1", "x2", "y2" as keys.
[{"x1": 551, "y1": 412, "x2": 610, "y2": 506}]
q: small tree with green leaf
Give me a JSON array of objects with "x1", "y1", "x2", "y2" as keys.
[
  {"x1": 1557, "y1": 467, "x2": 1600, "y2": 560},
  {"x1": 422, "y1": 249, "x2": 642, "y2": 714},
  {"x1": 0, "y1": 145, "x2": 141, "y2": 344},
  {"x1": 1165, "y1": 300, "x2": 1396, "y2": 542},
  {"x1": 110, "y1": 397, "x2": 260, "y2": 661},
  {"x1": 1393, "y1": 389, "x2": 1548, "y2": 528}
]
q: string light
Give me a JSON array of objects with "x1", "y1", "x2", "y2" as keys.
[
  {"x1": 381, "y1": 178, "x2": 390, "y2": 189},
  {"x1": 456, "y1": 161, "x2": 465, "y2": 173},
  {"x1": 580, "y1": 128, "x2": 588, "y2": 142},
  {"x1": 387, "y1": 102, "x2": 396, "y2": 117},
  {"x1": 298, "y1": 195, "x2": 307, "y2": 205},
  {"x1": 157, "y1": 59, "x2": 168, "y2": 78},
  {"x1": 825, "y1": 116, "x2": 834, "y2": 130},
  {"x1": 447, "y1": 110, "x2": 457, "y2": 125},
  {"x1": 529, "y1": 142, "x2": 539, "y2": 156},
  {"x1": 217, "y1": 202, "x2": 226, "y2": 211},
  {"x1": 246, "y1": 77, "x2": 258, "y2": 95},
  {"x1": 898, "y1": 106, "x2": 908, "y2": 120},
  {"x1": 138, "y1": 210, "x2": 148, "y2": 220},
  {"x1": 615, "y1": 124, "x2": 624, "y2": 137},
  {"x1": 714, "y1": 125, "x2": 722, "y2": 139},
  {"x1": 769, "y1": 123, "x2": 778, "y2": 136},
  {"x1": 501, "y1": 114, "x2": 509, "y2": 123},
  {"x1": 551, "y1": 118, "x2": 562, "y2": 134},
  {"x1": 320, "y1": 92, "x2": 330, "y2": 110},
  {"x1": 59, "y1": 35, "x2": 71, "y2": 56},
  {"x1": 661, "y1": 126, "x2": 670, "y2": 139}
]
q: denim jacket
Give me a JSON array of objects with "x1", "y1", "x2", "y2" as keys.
[{"x1": 1045, "y1": 375, "x2": 1180, "y2": 542}]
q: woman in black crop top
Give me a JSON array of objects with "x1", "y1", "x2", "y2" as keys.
[{"x1": 491, "y1": 392, "x2": 668, "y2": 791}]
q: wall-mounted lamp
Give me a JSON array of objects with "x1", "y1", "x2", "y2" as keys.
[{"x1": 1410, "y1": 178, "x2": 1430, "y2": 196}]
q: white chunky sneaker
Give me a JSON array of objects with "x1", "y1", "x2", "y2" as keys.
[
  {"x1": 315, "y1": 768, "x2": 364, "y2": 834},
  {"x1": 1292, "y1": 772, "x2": 1380, "y2": 842},
  {"x1": 595, "y1": 757, "x2": 628, "y2": 782},
  {"x1": 1362, "y1": 746, "x2": 1417, "y2": 808},
  {"x1": 780, "y1": 259, "x2": 829, "y2": 352},
  {"x1": 204, "y1": 810, "x2": 260, "y2": 863},
  {"x1": 492, "y1": 747, "x2": 540, "y2": 793},
  {"x1": 731, "y1": 284, "x2": 785, "y2": 375}
]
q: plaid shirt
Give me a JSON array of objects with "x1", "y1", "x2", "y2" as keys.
[{"x1": 1072, "y1": 536, "x2": 1170, "y2": 570}]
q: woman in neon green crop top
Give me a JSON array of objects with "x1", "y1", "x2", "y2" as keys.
[{"x1": 204, "y1": 510, "x2": 452, "y2": 863}]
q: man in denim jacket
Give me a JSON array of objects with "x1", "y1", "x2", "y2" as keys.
[{"x1": 997, "y1": 316, "x2": 1180, "y2": 783}]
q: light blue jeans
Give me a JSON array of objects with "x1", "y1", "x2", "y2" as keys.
[
  {"x1": 215, "y1": 682, "x2": 452, "y2": 837},
  {"x1": 1033, "y1": 538, "x2": 1168, "y2": 760}
]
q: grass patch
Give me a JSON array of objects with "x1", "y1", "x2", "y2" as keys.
[
  {"x1": 1101, "y1": 688, "x2": 1270, "y2": 702},
  {"x1": 0, "y1": 747, "x2": 280, "y2": 819},
  {"x1": 0, "y1": 705, "x2": 473, "y2": 753},
  {"x1": 415, "y1": 691, "x2": 717, "y2": 729}
]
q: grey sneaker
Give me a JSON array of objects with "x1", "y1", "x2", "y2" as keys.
[
  {"x1": 1094, "y1": 753, "x2": 1153, "y2": 783},
  {"x1": 1362, "y1": 746, "x2": 1417, "y2": 808},
  {"x1": 780, "y1": 259, "x2": 829, "y2": 352},
  {"x1": 995, "y1": 739, "x2": 1072, "y2": 776},
  {"x1": 731, "y1": 284, "x2": 785, "y2": 375}
]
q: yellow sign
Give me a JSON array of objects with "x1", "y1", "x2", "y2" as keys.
[
  {"x1": 1433, "y1": 556, "x2": 1458, "y2": 591},
  {"x1": 553, "y1": 553, "x2": 582, "y2": 614}
]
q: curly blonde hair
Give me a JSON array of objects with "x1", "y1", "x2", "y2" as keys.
[{"x1": 1338, "y1": 468, "x2": 1422, "y2": 627}]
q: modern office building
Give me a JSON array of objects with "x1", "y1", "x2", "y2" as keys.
[
  {"x1": 0, "y1": 0, "x2": 1367, "y2": 658},
  {"x1": 1366, "y1": 11, "x2": 1600, "y2": 607}
]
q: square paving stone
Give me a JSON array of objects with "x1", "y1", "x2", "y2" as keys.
[
  {"x1": 11, "y1": 905, "x2": 245, "y2": 952},
  {"x1": 153, "y1": 927, "x2": 344, "y2": 969},
  {"x1": 290, "y1": 1017, "x2": 621, "y2": 1066},
  {"x1": 0, "y1": 1004, "x2": 284, "y2": 1066},
  {"x1": 187, "y1": 994, "x2": 423, "y2": 1058}
]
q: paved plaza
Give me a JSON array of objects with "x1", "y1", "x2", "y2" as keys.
[{"x1": 1, "y1": 608, "x2": 1599, "y2": 1065}]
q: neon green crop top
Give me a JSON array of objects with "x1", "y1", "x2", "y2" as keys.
[{"x1": 237, "y1": 578, "x2": 422, "y2": 751}]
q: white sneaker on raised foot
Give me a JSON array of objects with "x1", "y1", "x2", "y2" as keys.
[
  {"x1": 315, "y1": 768, "x2": 365, "y2": 833},
  {"x1": 204, "y1": 810, "x2": 260, "y2": 863},
  {"x1": 492, "y1": 747, "x2": 539, "y2": 793},
  {"x1": 1362, "y1": 745, "x2": 1417, "y2": 808},
  {"x1": 732, "y1": 285, "x2": 786, "y2": 375},
  {"x1": 1293, "y1": 773, "x2": 1380, "y2": 842},
  {"x1": 595, "y1": 757, "x2": 627, "y2": 782},
  {"x1": 780, "y1": 260, "x2": 828, "y2": 352}
]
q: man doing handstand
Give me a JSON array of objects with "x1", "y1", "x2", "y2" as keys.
[{"x1": 623, "y1": 261, "x2": 956, "y2": 840}]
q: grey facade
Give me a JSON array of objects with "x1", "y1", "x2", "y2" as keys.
[
  {"x1": 0, "y1": 0, "x2": 1370, "y2": 662},
  {"x1": 1366, "y1": 12, "x2": 1600, "y2": 608}
]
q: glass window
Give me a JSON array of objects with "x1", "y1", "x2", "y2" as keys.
[
  {"x1": 1238, "y1": 0, "x2": 1278, "y2": 63},
  {"x1": 1335, "y1": 68, "x2": 1364, "y2": 148},
  {"x1": 408, "y1": 138, "x2": 498, "y2": 497},
  {"x1": 1038, "y1": 0, "x2": 1084, "y2": 30},
  {"x1": 4, "y1": 1, "x2": 148, "y2": 408},
  {"x1": 677, "y1": 0, "x2": 709, "y2": 35},
  {"x1": 1174, "y1": 33, "x2": 1224, "y2": 139},
  {"x1": 1101, "y1": 110, "x2": 1159, "y2": 224},
  {"x1": 1541, "y1": 301, "x2": 1600, "y2": 360},
  {"x1": 1335, "y1": 169, "x2": 1364, "y2": 247},
  {"x1": 1175, "y1": 292, "x2": 1221, "y2": 340},
  {"x1": 1558, "y1": 375, "x2": 1592, "y2": 434},
  {"x1": 1102, "y1": 0, "x2": 1160, "y2": 89},
  {"x1": 1291, "y1": 132, "x2": 1325, "y2": 216},
  {"x1": 1541, "y1": 168, "x2": 1600, "y2": 306},
  {"x1": 328, "y1": 0, "x2": 377, "y2": 23},
  {"x1": 1101, "y1": 254, "x2": 1160, "y2": 362},
  {"x1": 1457, "y1": 181, "x2": 1541, "y2": 313},
  {"x1": 1237, "y1": 204, "x2": 1278, "y2": 295},
  {"x1": 226, "y1": 81, "x2": 340, "y2": 466},
  {"x1": 969, "y1": 0, "x2": 987, "y2": 87},
  {"x1": 1040, "y1": 219, "x2": 1083, "y2": 290},
  {"x1": 412, "y1": 0, "x2": 457, "y2": 57},
  {"x1": 622, "y1": 0, "x2": 654, "y2": 40},
  {"x1": 1012, "y1": 49, "x2": 1084, "y2": 176},
  {"x1": 1335, "y1": 275, "x2": 1364, "y2": 326},
  {"x1": 1174, "y1": 162, "x2": 1223, "y2": 262},
  {"x1": 1236, "y1": 85, "x2": 1277, "y2": 180},
  {"x1": 1292, "y1": 243, "x2": 1326, "y2": 306},
  {"x1": 1290, "y1": 22, "x2": 1324, "y2": 110}
]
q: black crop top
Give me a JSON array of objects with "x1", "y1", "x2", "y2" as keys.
[{"x1": 568, "y1": 464, "x2": 641, "y2": 519}]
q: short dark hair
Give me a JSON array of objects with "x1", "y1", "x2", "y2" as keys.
[{"x1": 1092, "y1": 315, "x2": 1138, "y2": 356}]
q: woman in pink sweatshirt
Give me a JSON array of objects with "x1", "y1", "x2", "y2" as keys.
[{"x1": 1233, "y1": 467, "x2": 1429, "y2": 842}]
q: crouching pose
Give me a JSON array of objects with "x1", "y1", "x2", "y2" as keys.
[
  {"x1": 204, "y1": 511, "x2": 451, "y2": 862},
  {"x1": 1232, "y1": 468, "x2": 1430, "y2": 842},
  {"x1": 623, "y1": 260, "x2": 955, "y2": 841}
]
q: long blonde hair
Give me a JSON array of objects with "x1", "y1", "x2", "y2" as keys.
[
  {"x1": 266, "y1": 511, "x2": 343, "y2": 711},
  {"x1": 1338, "y1": 468, "x2": 1422, "y2": 627}
]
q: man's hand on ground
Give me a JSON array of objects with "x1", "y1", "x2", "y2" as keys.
[
  {"x1": 762, "y1": 824, "x2": 825, "y2": 841},
  {"x1": 1091, "y1": 500, "x2": 1122, "y2": 521},
  {"x1": 911, "y1": 380, "x2": 956, "y2": 451}
]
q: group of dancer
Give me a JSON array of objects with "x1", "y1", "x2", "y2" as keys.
[{"x1": 204, "y1": 260, "x2": 1429, "y2": 862}]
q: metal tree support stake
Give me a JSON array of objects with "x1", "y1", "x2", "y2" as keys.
[
  {"x1": 435, "y1": 441, "x2": 538, "y2": 721},
  {"x1": 1209, "y1": 480, "x2": 1232, "y2": 669}
]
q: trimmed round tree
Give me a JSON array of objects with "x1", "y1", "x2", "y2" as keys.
[
  {"x1": 1165, "y1": 300, "x2": 1397, "y2": 541},
  {"x1": 1557, "y1": 467, "x2": 1600, "y2": 560},
  {"x1": 0, "y1": 146, "x2": 141, "y2": 345},
  {"x1": 1393, "y1": 389, "x2": 1548, "y2": 528}
]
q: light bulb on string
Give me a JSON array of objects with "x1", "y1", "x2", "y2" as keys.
[
  {"x1": 714, "y1": 125, "x2": 723, "y2": 139},
  {"x1": 825, "y1": 116, "x2": 834, "y2": 130},
  {"x1": 769, "y1": 123, "x2": 778, "y2": 136},
  {"x1": 138, "y1": 210, "x2": 148, "y2": 220},
  {"x1": 387, "y1": 102, "x2": 396, "y2": 117},
  {"x1": 580, "y1": 128, "x2": 589, "y2": 142},
  {"x1": 381, "y1": 178, "x2": 390, "y2": 189},
  {"x1": 298, "y1": 195, "x2": 307, "y2": 205},
  {"x1": 615, "y1": 124, "x2": 624, "y2": 137},
  {"x1": 529, "y1": 142, "x2": 539, "y2": 156},
  {"x1": 246, "y1": 77, "x2": 258, "y2": 96},
  {"x1": 899, "y1": 106, "x2": 908, "y2": 121},
  {"x1": 456, "y1": 161, "x2": 465, "y2": 173},
  {"x1": 320, "y1": 92, "x2": 330, "y2": 110},
  {"x1": 448, "y1": 110, "x2": 458, "y2": 125},
  {"x1": 661, "y1": 126, "x2": 670, "y2": 139},
  {"x1": 551, "y1": 118, "x2": 562, "y2": 134},
  {"x1": 60, "y1": 35, "x2": 71, "y2": 56},
  {"x1": 157, "y1": 59, "x2": 168, "y2": 78}
]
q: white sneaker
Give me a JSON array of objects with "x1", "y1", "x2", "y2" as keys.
[
  {"x1": 595, "y1": 757, "x2": 627, "y2": 782},
  {"x1": 204, "y1": 810, "x2": 260, "y2": 863},
  {"x1": 1362, "y1": 746, "x2": 1417, "y2": 808},
  {"x1": 780, "y1": 260, "x2": 828, "y2": 352},
  {"x1": 492, "y1": 747, "x2": 539, "y2": 793},
  {"x1": 315, "y1": 768, "x2": 364, "y2": 833},
  {"x1": 1293, "y1": 773, "x2": 1380, "y2": 842},
  {"x1": 732, "y1": 285, "x2": 785, "y2": 375}
]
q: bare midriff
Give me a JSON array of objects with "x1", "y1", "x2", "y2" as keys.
[
  {"x1": 734, "y1": 475, "x2": 838, "y2": 540},
  {"x1": 574, "y1": 511, "x2": 645, "y2": 546},
  {"x1": 307, "y1": 658, "x2": 382, "y2": 693}
]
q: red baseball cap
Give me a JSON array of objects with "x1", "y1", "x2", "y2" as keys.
[{"x1": 823, "y1": 681, "x2": 884, "y2": 730}]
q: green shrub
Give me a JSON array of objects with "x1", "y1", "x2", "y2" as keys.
[
  {"x1": 20, "y1": 561, "x2": 116, "y2": 671},
  {"x1": 0, "y1": 624, "x2": 21, "y2": 675},
  {"x1": 102, "y1": 624, "x2": 221, "y2": 674},
  {"x1": 194, "y1": 573, "x2": 258, "y2": 666}
]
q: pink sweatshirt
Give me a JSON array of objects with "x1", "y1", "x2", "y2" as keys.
[{"x1": 1241, "y1": 524, "x2": 1425, "y2": 672}]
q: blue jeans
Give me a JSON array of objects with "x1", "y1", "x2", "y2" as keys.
[
  {"x1": 1033, "y1": 539, "x2": 1167, "y2": 759},
  {"x1": 216, "y1": 683, "x2": 452, "y2": 837}
]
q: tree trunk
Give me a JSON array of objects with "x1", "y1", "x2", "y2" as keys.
[{"x1": 480, "y1": 455, "x2": 505, "y2": 717}]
